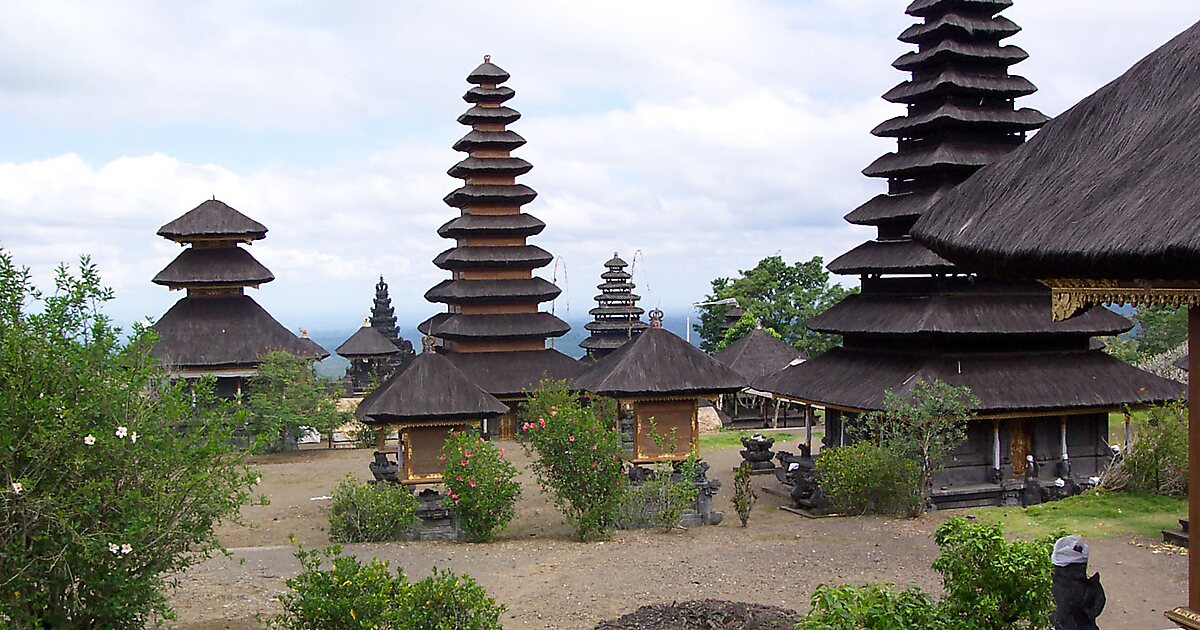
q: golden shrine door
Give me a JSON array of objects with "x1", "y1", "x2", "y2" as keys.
[{"x1": 1010, "y1": 420, "x2": 1032, "y2": 476}]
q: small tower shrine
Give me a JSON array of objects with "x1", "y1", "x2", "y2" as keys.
[
  {"x1": 419, "y1": 57, "x2": 581, "y2": 434},
  {"x1": 151, "y1": 199, "x2": 322, "y2": 397},
  {"x1": 336, "y1": 319, "x2": 402, "y2": 393},
  {"x1": 371, "y1": 275, "x2": 416, "y2": 369},
  {"x1": 580, "y1": 253, "x2": 648, "y2": 361}
]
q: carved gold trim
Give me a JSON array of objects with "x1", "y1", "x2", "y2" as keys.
[
  {"x1": 1042, "y1": 279, "x2": 1200, "y2": 321},
  {"x1": 1166, "y1": 606, "x2": 1200, "y2": 629}
]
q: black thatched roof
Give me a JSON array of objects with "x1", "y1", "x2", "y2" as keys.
[
  {"x1": 151, "y1": 295, "x2": 314, "y2": 369},
  {"x1": 433, "y1": 244, "x2": 553, "y2": 270},
  {"x1": 580, "y1": 253, "x2": 647, "y2": 359},
  {"x1": 418, "y1": 312, "x2": 570, "y2": 340},
  {"x1": 152, "y1": 246, "x2": 274, "y2": 287},
  {"x1": 906, "y1": 0, "x2": 1011, "y2": 17},
  {"x1": 447, "y1": 156, "x2": 532, "y2": 179},
  {"x1": 913, "y1": 20, "x2": 1200, "y2": 281},
  {"x1": 883, "y1": 69, "x2": 1036, "y2": 104},
  {"x1": 899, "y1": 12, "x2": 1019, "y2": 44},
  {"x1": 467, "y1": 59, "x2": 510, "y2": 85},
  {"x1": 808, "y1": 285, "x2": 1132, "y2": 337},
  {"x1": 437, "y1": 213, "x2": 545, "y2": 239},
  {"x1": 424, "y1": 277, "x2": 561, "y2": 303},
  {"x1": 827, "y1": 238, "x2": 957, "y2": 275},
  {"x1": 157, "y1": 200, "x2": 267, "y2": 242},
  {"x1": 845, "y1": 189, "x2": 946, "y2": 226},
  {"x1": 1177, "y1": 354, "x2": 1190, "y2": 372},
  {"x1": 755, "y1": 347, "x2": 1183, "y2": 414},
  {"x1": 442, "y1": 349, "x2": 585, "y2": 399},
  {"x1": 457, "y1": 106, "x2": 521, "y2": 127},
  {"x1": 297, "y1": 334, "x2": 330, "y2": 361},
  {"x1": 575, "y1": 327, "x2": 747, "y2": 397},
  {"x1": 443, "y1": 184, "x2": 538, "y2": 209},
  {"x1": 336, "y1": 323, "x2": 402, "y2": 358},
  {"x1": 863, "y1": 141, "x2": 1021, "y2": 178},
  {"x1": 358, "y1": 352, "x2": 508, "y2": 425},
  {"x1": 713, "y1": 329, "x2": 805, "y2": 382}
]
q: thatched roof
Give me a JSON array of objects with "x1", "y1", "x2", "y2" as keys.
[
  {"x1": 1177, "y1": 354, "x2": 1190, "y2": 372},
  {"x1": 913, "y1": 20, "x2": 1200, "y2": 281},
  {"x1": 437, "y1": 213, "x2": 544, "y2": 239},
  {"x1": 151, "y1": 296, "x2": 314, "y2": 369},
  {"x1": 297, "y1": 335, "x2": 330, "y2": 361},
  {"x1": 433, "y1": 244, "x2": 553, "y2": 270},
  {"x1": 447, "y1": 156, "x2": 532, "y2": 179},
  {"x1": 358, "y1": 352, "x2": 508, "y2": 425},
  {"x1": 827, "y1": 238, "x2": 957, "y2": 275},
  {"x1": 157, "y1": 200, "x2": 267, "y2": 242},
  {"x1": 755, "y1": 347, "x2": 1183, "y2": 414},
  {"x1": 442, "y1": 349, "x2": 584, "y2": 399},
  {"x1": 713, "y1": 329, "x2": 805, "y2": 382},
  {"x1": 575, "y1": 327, "x2": 747, "y2": 397},
  {"x1": 418, "y1": 312, "x2": 570, "y2": 340},
  {"x1": 424, "y1": 278, "x2": 562, "y2": 303},
  {"x1": 152, "y1": 246, "x2": 274, "y2": 287},
  {"x1": 336, "y1": 323, "x2": 402, "y2": 358}
]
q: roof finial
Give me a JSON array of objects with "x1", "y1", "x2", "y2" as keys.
[
  {"x1": 649, "y1": 308, "x2": 664, "y2": 328},
  {"x1": 299, "y1": 328, "x2": 309, "y2": 339},
  {"x1": 363, "y1": 317, "x2": 371, "y2": 327},
  {"x1": 422, "y1": 335, "x2": 437, "y2": 353},
  {"x1": 483, "y1": 54, "x2": 491, "y2": 63}
]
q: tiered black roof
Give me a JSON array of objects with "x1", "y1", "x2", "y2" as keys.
[
  {"x1": 580, "y1": 254, "x2": 649, "y2": 359},
  {"x1": 337, "y1": 320, "x2": 403, "y2": 358},
  {"x1": 576, "y1": 324, "x2": 746, "y2": 398},
  {"x1": 758, "y1": 1, "x2": 1171, "y2": 414},
  {"x1": 419, "y1": 58, "x2": 570, "y2": 346},
  {"x1": 151, "y1": 200, "x2": 314, "y2": 371},
  {"x1": 371, "y1": 276, "x2": 400, "y2": 342}
]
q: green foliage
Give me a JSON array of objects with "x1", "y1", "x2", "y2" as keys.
[
  {"x1": 518, "y1": 379, "x2": 626, "y2": 541},
  {"x1": 441, "y1": 431, "x2": 521, "y2": 542},
  {"x1": 1102, "y1": 305, "x2": 1188, "y2": 363},
  {"x1": 327, "y1": 475, "x2": 420, "y2": 543},
  {"x1": 816, "y1": 442, "x2": 923, "y2": 517},
  {"x1": 975, "y1": 489, "x2": 1186, "y2": 540},
  {"x1": 695, "y1": 255, "x2": 854, "y2": 356},
  {"x1": 860, "y1": 379, "x2": 978, "y2": 514},
  {"x1": 245, "y1": 350, "x2": 350, "y2": 452},
  {"x1": 0, "y1": 253, "x2": 259, "y2": 628},
  {"x1": 732, "y1": 463, "x2": 757, "y2": 527},
  {"x1": 796, "y1": 583, "x2": 945, "y2": 630},
  {"x1": 269, "y1": 545, "x2": 504, "y2": 630},
  {"x1": 933, "y1": 517, "x2": 1058, "y2": 629},
  {"x1": 715, "y1": 311, "x2": 782, "y2": 352},
  {"x1": 1105, "y1": 400, "x2": 1188, "y2": 496},
  {"x1": 619, "y1": 452, "x2": 701, "y2": 531}
]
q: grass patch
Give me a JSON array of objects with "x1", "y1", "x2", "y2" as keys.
[
  {"x1": 700, "y1": 430, "x2": 796, "y2": 450},
  {"x1": 970, "y1": 490, "x2": 1185, "y2": 540}
]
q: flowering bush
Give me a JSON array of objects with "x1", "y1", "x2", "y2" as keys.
[
  {"x1": 1104, "y1": 400, "x2": 1187, "y2": 496},
  {"x1": 0, "y1": 253, "x2": 259, "y2": 627},
  {"x1": 441, "y1": 430, "x2": 521, "y2": 542},
  {"x1": 269, "y1": 544, "x2": 504, "y2": 630},
  {"x1": 327, "y1": 474, "x2": 420, "y2": 543},
  {"x1": 518, "y1": 379, "x2": 625, "y2": 541}
]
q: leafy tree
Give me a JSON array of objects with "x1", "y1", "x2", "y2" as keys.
[
  {"x1": 1102, "y1": 305, "x2": 1187, "y2": 364},
  {"x1": 245, "y1": 350, "x2": 350, "y2": 452},
  {"x1": 695, "y1": 255, "x2": 853, "y2": 356},
  {"x1": 0, "y1": 252, "x2": 259, "y2": 627},
  {"x1": 715, "y1": 311, "x2": 783, "y2": 352}
]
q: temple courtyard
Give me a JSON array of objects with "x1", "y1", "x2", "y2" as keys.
[{"x1": 170, "y1": 438, "x2": 1185, "y2": 629}]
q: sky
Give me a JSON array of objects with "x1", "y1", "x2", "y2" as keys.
[{"x1": 2, "y1": 1, "x2": 1198, "y2": 337}]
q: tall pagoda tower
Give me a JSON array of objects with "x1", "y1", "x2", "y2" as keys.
[
  {"x1": 418, "y1": 57, "x2": 581, "y2": 432},
  {"x1": 369, "y1": 275, "x2": 415, "y2": 368},
  {"x1": 580, "y1": 253, "x2": 648, "y2": 360},
  {"x1": 151, "y1": 199, "x2": 324, "y2": 397},
  {"x1": 759, "y1": 0, "x2": 1177, "y2": 506}
]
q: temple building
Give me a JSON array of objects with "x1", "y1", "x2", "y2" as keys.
[
  {"x1": 418, "y1": 58, "x2": 582, "y2": 435},
  {"x1": 370, "y1": 275, "x2": 416, "y2": 370},
  {"x1": 758, "y1": 0, "x2": 1179, "y2": 507},
  {"x1": 151, "y1": 199, "x2": 325, "y2": 397},
  {"x1": 336, "y1": 319, "x2": 402, "y2": 393},
  {"x1": 579, "y1": 253, "x2": 648, "y2": 361}
]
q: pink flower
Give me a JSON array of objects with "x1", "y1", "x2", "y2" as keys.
[
  {"x1": 464, "y1": 451, "x2": 471, "y2": 458},
  {"x1": 456, "y1": 476, "x2": 462, "y2": 481},
  {"x1": 539, "y1": 418, "x2": 546, "y2": 428},
  {"x1": 616, "y1": 481, "x2": 622, "y2": 487},
  {"x1": 460, "y1": 460, "x2": 467, "y2": 467},
  {"x1": 469, "y1": 480, "x2": 477, "y2": 488},
  {"x1": 500, "y1": 448, "x2": 506, "y2": 459},
  {"x1": 454, "y1": 498, "x2": 460, "y2": 504},
  {"x1": 592, "y1": 444, "x2": 597, "y2": 451},
  {"x1": 551, "y1": 410, "x2": 558, "y2": 417},
  {"x1": 83, "y1": 435, "x2": 96, "y2": 446},
  {"x1": 439, "y1": 455, "x2": 446, "y2": 461},
  {"x1": 568, "y1": 435, "x2": 575, "y2": 442},
  {"x1": 450, "y1": 493, "x2": 458, "y2": 499},
  {"x1": 592, "y1": 462, "x2": 596, "y2": 469}
]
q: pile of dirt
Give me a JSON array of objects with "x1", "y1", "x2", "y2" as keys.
[{"x1": 594, "y1": 599, "x2": 802, "y2": 629}]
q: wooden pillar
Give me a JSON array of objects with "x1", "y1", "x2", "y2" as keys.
[
  {"x1": 993, "y1": 420, "x2": 1001, "y2": 472},
  {"x1": 1189, "y1": 306, "x2": 1199, "y2": 610},
  {"x1": 1060, "y1": 417, "x2": 1069, "y2": 463},
  {"x1": 772, "y1": 399, "x2": 782, "y2": 429},
  {"x1": 1124, "y1": 411, "x2": 1132, "y2": 454},
  {"x1": 805, "y1": 404, "x2": 813, "y2": 451},
  {"x1": 376, "y1": 427, "x2": 387, "y2": 451}
]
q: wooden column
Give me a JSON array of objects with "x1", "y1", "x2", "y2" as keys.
[
  {"x1": 1060, "y1": 417, "x2": 1069, "y2": 463},
  {"x1": 1190, "y1": 306, "x2": 1199, "y2": 610},
  {"x1": 805, "y1": 404, "x2": 813, "y2": 451},
  {"x1": 993, "y1": 420, "x2": 1001, "y2": 472}
]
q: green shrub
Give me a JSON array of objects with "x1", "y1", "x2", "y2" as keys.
[
  {"x1": 245, "y1": 351, "x2": 350, "y2": 453},
  {"x1": 816, "y1": 442, "x2": 922, "y2": 517},
  {"x1": 0, "y1": 254, "x2": 259, "y2": 627},
  {"x1": 328, "y1": 475, "x2": 420, "y2": 543},
  {"x1": 796, "y1": 583, "x2": 945, "y2": 630},
  {"x1": 1106, "y1": 401, "x2": 1187, "y2": 496},
  {"x1": 518, "y1": 379, "x2": 625, "y2": 541},
  {"x1": 618, "y1": 456, "x2": 701, "y2": 531},
  {"x1": 269, "y1": 545, "x2": 504, "y2": 630},
  {"x1": 933, "y1": 517, "x2": 1058, "y2": 629},
  {"x1": 732, "y1": 462, "x2": 757, "y2": 527},
  {"x1": 441, "y1": 431, "x2": 521, "y2": 542}
]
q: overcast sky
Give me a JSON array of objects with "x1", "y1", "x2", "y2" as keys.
[{"x1": 2, "y1": 1, "x2": 1198, "y2": 335}]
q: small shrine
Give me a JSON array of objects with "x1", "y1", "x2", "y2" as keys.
[
  {"x1": 336, "y1": 319, "x2": 402, "y2": 393},
  {"x1": 150, "y1": 199, "x2": 324, "y2": 397},
  {"x1": 370, "y1": 275, "x2": 416, "y2": 371},
  {"x1": 579, "y1": 253, "x2": 648, "y2": 361}
]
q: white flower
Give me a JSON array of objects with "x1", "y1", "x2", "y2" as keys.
[
  {"x1": 83, "y1": 435, "x2": 96, "y2": 446},
  {"x1": 120, "y1": 543, "x2": 133, "y2": 555},
  {"x1": 115, "y1": 426, "x2": 128, "y2": 439},
  {"x1": 108, "y1": 543, "x2": 120, "y2": 555},
  {"x1": 130, "y1": 432, "x2": 138, "y2": 444},
  {"x1": 10, "y1": 482, "x2": 22, "y2": 495},
  {"x1": 255, "y1": 476, "x2": 262, "y2": 485}
]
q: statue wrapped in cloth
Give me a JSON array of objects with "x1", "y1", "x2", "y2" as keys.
[{"x1": 1050, "y1": 535, "x2": 1105, "y2": 630}]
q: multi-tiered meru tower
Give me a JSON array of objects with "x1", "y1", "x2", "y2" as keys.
[
  {"x1": 580, "y1": 253, "x2": 648, "y2": 361},
  {"x1": 759, "y1": 0, "x2": 1179, "y2": 507},
  {"x1": 418, "y1": 58, "x2": 581, "y2": 431},
  {"x1": 151, "y1": 199, "x2": 325, "y2": 397}
]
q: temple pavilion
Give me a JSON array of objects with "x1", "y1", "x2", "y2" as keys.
[
  {"x1": 417, "y1": 58, "x2": 582, "y2": 437},
  {"x1": 336, "y1": 319, "x2": 402, "y2": 393},
  {"x1": 151, "y1": 199, "x2": 326, "y2": 397},
  {"x1": 757, "y1": 0, "x2": 1180, "y2": 506},
  {"x1": 580, "y1": 253, "x2": 649, "y2": 361}
]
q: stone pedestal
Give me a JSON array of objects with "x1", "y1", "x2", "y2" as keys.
[{"x1": 738, "y1": 434, "x2": 776, "y2": 475}]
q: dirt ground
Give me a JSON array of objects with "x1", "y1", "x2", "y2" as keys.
[{"x1": 169, "y1": 439, "x2": 1187, "y2": 629}]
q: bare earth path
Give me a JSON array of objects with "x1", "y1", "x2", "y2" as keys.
[{"x1": 169, "y1": 442, "x2": 1186, "y2": 629}]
